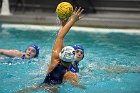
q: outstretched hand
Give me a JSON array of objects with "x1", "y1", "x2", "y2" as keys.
[
  {"x1": 70, "y1": 7, "x2": 84, "y2": 22},
  {"x1": 59, "y1": 7, "x2": 84, "y2": 26}
]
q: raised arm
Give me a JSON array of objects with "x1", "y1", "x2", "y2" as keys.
[
  {"x1": 52, "y1": 7, "x2": 84, "y2": 62},
  {"x1": 47, "y1": 7, "x2": 84, "y2": 73},
  {"x1": 0, "y1": 49, "x2": 23, "y2": 58}
]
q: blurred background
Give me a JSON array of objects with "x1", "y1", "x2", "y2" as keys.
[
  {"x1": 0, "y1": 0, "x2": 139, "y2": 14},
  {"x1": 0, "y1": 0, "x2": 140, "y2": 28}
]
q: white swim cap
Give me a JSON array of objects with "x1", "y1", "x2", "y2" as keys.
[{"x1": 59, "y1": 46, "x2": 76, "y2": 62}]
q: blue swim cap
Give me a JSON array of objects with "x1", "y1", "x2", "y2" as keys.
[
  {"x1": 73, "y1": 44, "x2": 84, "y2": 59},
  {"x1": 73, "y1": 44, "x2": 84, "y2": 53},
  {"x1": 27, "y1": 44, "x2": 40, "y2": 57}
]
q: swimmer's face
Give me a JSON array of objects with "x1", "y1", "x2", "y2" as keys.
[
  {"x1": 75, "y1": 49, "x2": 84, "y2": 62},
  {"x1": 25, "y1": 47, "x2": 37, "y2": 59}
]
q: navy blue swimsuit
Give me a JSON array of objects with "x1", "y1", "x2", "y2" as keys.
[
  {"x1": 21, "y1": 54, "x2": 26, "y2": 59},
  {"x1": 43, "y1": 62, "x2": 68, "y2": 85},
  {"x1": 69, "y1": 62, "x2": 79, "y2": 73}
]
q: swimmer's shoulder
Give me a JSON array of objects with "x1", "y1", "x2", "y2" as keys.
[{"x1": 13, "y1": 50, "x2": 24, "y2": 58}]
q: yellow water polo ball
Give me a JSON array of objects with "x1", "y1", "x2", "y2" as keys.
[{"x1": 56, "y1": 2, "x2": 73, "y2": 20}]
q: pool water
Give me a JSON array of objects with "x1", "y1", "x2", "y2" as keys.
[{"x1": 0, "y1": 24, "x2": 140, "y2": 93}]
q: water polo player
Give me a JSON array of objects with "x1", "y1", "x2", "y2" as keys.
[
  {"x1": 0, "y1": 44, "x2": 39, "y2": 59},
  {"x1": 43, "y1": 7, "x2": 85, "y2": 88},
  {"x1": 69, "y1": 44, "x2": 84, "y2": 73},
  {"x1": 16, "y1": 7, "x2": 85, "y2": 93}
]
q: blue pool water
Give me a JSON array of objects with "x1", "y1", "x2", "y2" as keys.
[{"x1": 0, "y1": 24, "x2": 140, "y2": 93}]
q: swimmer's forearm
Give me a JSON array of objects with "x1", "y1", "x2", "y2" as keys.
[
  {"x1": 58, "y1": 19, "x2": 75, "y2": 38},
  {"x1": 72, "y1": 82, "x2": 86, "y2": 89},
  {"x1": 15, "y1": 85, "x2": 39, "y2": 93},
  {"x1": 0, "y1": 49, "x2": 13, "y2": 57},
  {"x1": 70, "y1": 77, "x2": 86, "y2": 89},
  {"x1": 0, "y1": 49, "x2": 21, "y2": 57}
]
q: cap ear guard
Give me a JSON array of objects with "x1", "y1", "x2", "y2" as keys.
[
  {"x1": 32, "y1": 44, "x2": 40, "y2": 57},
  {"x1": 73, "y1": 44, "x2": 84, "y2": 59},
  {"x1": 73, "y1": 44, "x2": 84, "y2": 52},
  {"x1": 59, "y1": 46, "x2": 76, "y2": 62}
]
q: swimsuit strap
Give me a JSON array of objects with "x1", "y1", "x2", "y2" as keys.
[{"x1": 21, "y1": 54, "x2": 25, "y2": 59}]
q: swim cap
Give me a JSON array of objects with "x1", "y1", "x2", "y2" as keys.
[
  {"x1": 59, "y1": 46, "x2": 76, "y2": 62},
  {"x1": 73, "y1": 44, "x2": 84, "y2": 59},
  {"x1": 73, "y1": 44, "x2": 84, "y2": 53},
  {"x1": 27, "y1": 44, "x2": 40, "y2": 57}
]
